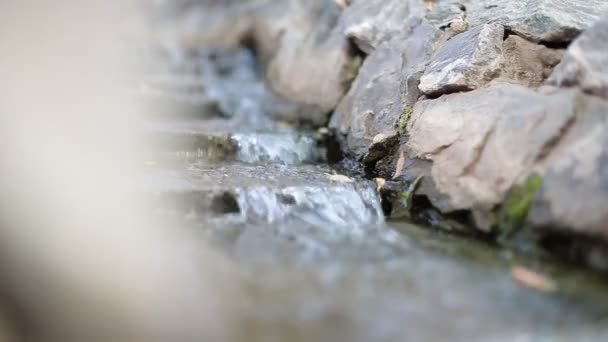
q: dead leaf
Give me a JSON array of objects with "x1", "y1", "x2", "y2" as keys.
[
  {"x1": 375, "y1": 178, "x2": 386, "y2": 192},
  {"x1": 327, "y1": 174, "x2": 354, "y2": 183},
  {"x1": 334, "y1": 0, "x2": 350, "y2": 9},
  {"x1": 511, "y1": 266, "x2": 557, "y2": 293},
  {"x1": 393, "y1": 151, "x2": 406, "y2": 179}
]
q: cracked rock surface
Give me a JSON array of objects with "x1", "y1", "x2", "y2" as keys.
[{"x1": 404, "y1": 83, "x2": 579, "y2": 225}]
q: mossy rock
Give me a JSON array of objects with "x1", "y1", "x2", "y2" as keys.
[
  {"x1": 496, "y1": 174, "x2": 544, "y2": 242},
  {"x1": 397, "y1": 105, "x2": 414, "y2": 134},
  {"x1": 341, "y1": 55, "x2": 364, "y2": 85}
]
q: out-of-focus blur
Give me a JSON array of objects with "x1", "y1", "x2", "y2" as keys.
[{"x1": 0, "y1": 2, "x2": 237, "y2": 341}]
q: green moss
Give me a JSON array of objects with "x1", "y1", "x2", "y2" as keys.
[
  {"x1": 400, "y1": 175, "x2": 423, "y2": 211},
  {"x1": 496, "y1": 174, "x2": 544, "y2": 242},
  {"x1": 342, "y1": 55, "x2": 363, "y2": 84},
  {"x1": 398, "y1": 105, "x2": 414, "y2": 133}
]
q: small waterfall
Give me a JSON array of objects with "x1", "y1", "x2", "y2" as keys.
[{"x1": 231, "y1": 133, "x2": 319, "y2": 165}]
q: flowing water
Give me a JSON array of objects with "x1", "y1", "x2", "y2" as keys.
[{"x1": 134, "y1": 44, "x2": 608, "y2": 341}]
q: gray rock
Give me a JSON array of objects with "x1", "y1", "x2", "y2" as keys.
[
  {"x1": 548, "y1": 16, "x2": 608, "y2": 99},
  {"x1": 499, "y1": 0, "x2": 608, "y2": 42},
  {"x1": 425, "y1": 0, "x2": 466, "y2": 29},
  {"x1": 419, "y1": 24, "x2": 505, "y2": 96},
  {"x1": 404, "y1": 83, "x2": 578, "y2": 226},
  {"x1": 141, "y1": 162, "x2": 384, "y2": 227},
  {"x1": 330, "y1": 23, "x2": 440, "y2": 160},
  {"x1": 340, "y1": 0, "x2": 426, "y2": 54},
  {"x1": 427, "y1": 0, "x2": 608, "y2": 43},
  {"x1": 265, "y1": 0, "x2": 353, "y2": 123},
  {"x1": 529, "y1": 94, "x2": 608, "y2": 239},
  {"x1": 251, "y1": 0, "x2": 302, "y2": 63},
  {"x1": 502, "y1": 35, "x2": 564, "y2": 88},
  {"x1": 363, "y1": 131, "x2": 399, "y2": 164},
  {"x1": 135, "y1": 1, "x2": 256, "y2": 50}
]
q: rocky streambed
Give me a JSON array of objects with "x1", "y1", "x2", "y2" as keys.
[{"x1": 128, "y1": 0, "x2": 608, "y2": 340}]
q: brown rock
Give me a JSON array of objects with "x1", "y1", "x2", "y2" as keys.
[
  {"x1": 405, "y1": 83, "x2": 577, "y2": 224},
  {"x1": 548, "y1": 16, "x2": 608, "y2": 99},
  {"x1": 502, "y1": 35, "x2": 564, "y2": 88},
  {"x1": 419, "y1": 24, "x2": 505, "y2": 96}
]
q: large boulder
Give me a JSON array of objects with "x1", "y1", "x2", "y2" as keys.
[
  {"x1": 340, "y1": 0, "x2": 426, "y2": 54},
  {"x1": 548, "y1": 16, "x2": 608, "y2": 99},
  {"x1": 426, "y1": 0, "x2": 608, "y2": 43},
  {"x1": 403, "y1": 83, "x2": 580, "y2": 229},
  {"x1": 330, "y1": 22, "x2": 440, "y2": 161},
  {"x1": 264, "y1": 0, "x2": 354, "y2": 125},
  {"x1": 529, "y1": 95, "x2": 608, "y2": 239}
]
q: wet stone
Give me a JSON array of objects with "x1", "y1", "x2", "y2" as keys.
[
  {"x1": 139, "y1": 162, "x2": 384, "y2": 226},
  {"x1": 144, "y1": 130, "x2": 320, "y2": 165}
]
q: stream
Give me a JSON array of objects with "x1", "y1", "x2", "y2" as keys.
[{"x1": 134, "y1": 43, "x2": 608, "y2": 341}]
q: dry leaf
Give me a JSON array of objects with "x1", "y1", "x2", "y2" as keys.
[
  {"x1": 334, "y1": 0, "x2": 350, "y2": 9},
  {"x1": 393, "y1": 151, "x2": 406, "y2": 179},
  {"x1": 511, "y1": 266, "x2": 557, "y2": 293},
  {"x1": 327, "y1": 174, "x2": 354, "y2": 183},
  {"x1": 375, "y1": 178, "x2": 386, "y2": 192}
]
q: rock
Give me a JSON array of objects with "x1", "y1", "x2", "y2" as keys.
[
  {"x1": 364, "y1": 131, "x2": 399, "y2": 164},
  {"x1": 340, "y1": 0, "x2": 426, "y2": 54},
  {"x1": 137, "y1": 1, "x2": 255, "y2": 51},
  {"x1": 528, "y1": 94, "x2": 608, "y2": 239},
  {"x1": 404, "y1": 83, "x2": 578, "y2": 228},
  {"x1": 502, "y1": 35, "x2": 564, "y2": 88},
  {"x1": 330, "y1": 22, "x2": 439, "y2": 160},
  {"x1": 146, "y1": 126, "x2": 321, "y2": 165},
  {"x1": 428, "y1": 0, "x2": 608, "y2": 43},
  {"x1": 265, "y1": 0, "x2": 353, "y2": 123},
  {"x1": 425, "y1": 0, "x2": 465, "y2": 29},
  {"x1": 419, "y1": 24, "x2": 505, "y2": 96},
  {"x1": 548, "y1": 16, "x2": 608, "y2": 99},
  {"x1": 142, "y1": 163, "x2": 383, "y2": 227}
]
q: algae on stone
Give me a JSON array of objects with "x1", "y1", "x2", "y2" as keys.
[
  {"x1": 496, "y1": 174, "x2": 544, "y2": 242},
  {"x1": 342, "y1": 54, "x2": 364, "y2": 85},
  {"x1": 389, "y1": 175, "x2": 424, "y2": 219},
  {"x1": 397, "y1": 105, "x2": 414, "y2": 134}
]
